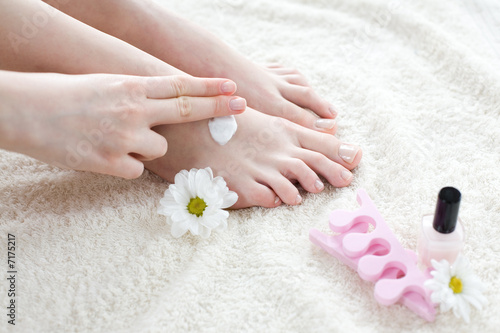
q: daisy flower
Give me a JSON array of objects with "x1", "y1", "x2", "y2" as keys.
[
  {"x1": 424, "y1": 254, "x2": 487, "y2": 323},
  {"x1": 158, "y1": 167, "x2": 238, "y2": 238}
]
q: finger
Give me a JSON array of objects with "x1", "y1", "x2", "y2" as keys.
[
  {"x1": 147, "y1": 95, "x2": 246, "y2": 126},
  {"x1": 129, "y1": 132, "x2": 168, "y2": 161},
  {"x1": 145, "y1": 76, "x2": 237, "y2": 99},
  {"x1": 279, "y1": 84, "x2": 337, "y2": 120},
  {"x1": 105, "y1": 155, "x2": 145, "y2": 179}
]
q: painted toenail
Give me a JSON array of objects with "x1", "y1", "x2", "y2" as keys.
[
  {"x1": 315, "y1": 118, "x2": 336, "y2": 130},
  {"x1": 341, "y1": 170, "x2": 353, "y2": 181},
  {"x1": 295, "y1": 194, "x2": 302, "y2": 205},
  {"x1": 274, "y1": 196, "x2": 281, "y2": 205},
  {"x1": 339, "y1": 144, "x2": 360, "y2": 163},
  {"x1": 329, "y1": 105, "x2": 338, "y2": 118},
  {"x1": 221, "y1": 81, "x2": 237, "y2": 93},
  {"x1": 315, "y1": 179, "x2": 324, "y2": 191},
  {"x1": 229, "y1": 97, "x2": 247, "y2": 112}
]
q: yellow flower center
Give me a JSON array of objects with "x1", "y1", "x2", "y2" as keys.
[
  {"x1": 187, "y1": 197, "x2": 207, "y2": 217},
  {"x1": 449, "y1": 276, "x2": 463, "y2": 294}
]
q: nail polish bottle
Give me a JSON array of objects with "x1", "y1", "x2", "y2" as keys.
[{"x1": 417, "y1": 187, "x2": 464, "y2": 269}]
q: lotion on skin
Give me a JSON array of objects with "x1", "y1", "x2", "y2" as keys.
[{"x1": 417, "y1": 187, "x2": 464, "y2": 269}]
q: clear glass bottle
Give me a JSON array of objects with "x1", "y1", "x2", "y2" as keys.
[{"x1": 417, "y1": 187, "x2": 464, "y2": 269}]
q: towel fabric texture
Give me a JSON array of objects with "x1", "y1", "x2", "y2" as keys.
[{"x1": 0, "y1": 0, "x2": 499, "y2": 332}]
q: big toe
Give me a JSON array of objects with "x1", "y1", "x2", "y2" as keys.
[
  {"x1": 280, "y1": 84, "x2": 338, "y2": 121},
  {"x1": 297, "y1": 127, "x2": 362, "y2": 170}
]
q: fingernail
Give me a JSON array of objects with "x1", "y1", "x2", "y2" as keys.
[
  {"x1": 315, "y1": 179, "x2": 324, "y2": 191},
  {"x1": 315, "y1": 118, "x2": 336, "y2": 130},
  {"x1": 221, "y1": 81, "x2": 237, "y2": 94},
  {"x1": 274, "y1": 196, "x2": 281, "y2": 205},
  {"x1": 329, "y1": 105, "x2": 338, "y2": 118},
  {"x1": 295, "y1": 194, "x2": 302, "y2": 205},
  {"x1": 229, "y1": 97, "x2": 246, "y2": 112},
  {"x1": 339, "y1": 144, "x2": 360, "y2": 163},
  {"x1": 341, "y1": 170, "x2": 352, "y2": 181}
]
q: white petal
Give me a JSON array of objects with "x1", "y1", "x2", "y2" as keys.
[
  {"x1": 432, "y1": 289, "x2": 454, "y2": 310},
  {"x1": 454, "y1": 296, "x2": 471, "y2": 323},
  {"x1": 214, "y1": 218, "x2": 228, "y2": 232},
  {"x1": 188, "y1": 169, "x2": 199, "y2": 196},
  {"x1": 159, "y1": 195, "x2": 177, "y2": 207},
  {"x1": 199, "y1": 210, "x2": 226, "y2": 229},
  {"x1": 441, "y1": 262, "x2": 452, "y2": 278},
  {"x1": 198, "y1": 224, "x2": 212, "y2": 239},
  {"x1": 441, "y1": 292, "x2": 457, "y2": 312},
  {"x1": 212, "y1": 175, "x2": 226, "y2": 187},
  {"x1": 197, "y1": 179, "x2": 217, "y2": 204},
  {"x1": 173, "y1": 171, "x2": 188, "y2": 187},
  {"x1": 438, "y1": 266, "x2": 452, "y2": 279},
  {"x1": 463, "y1": 282, "x2": 486, "y2": 297},
  {"x1": 198, "y1": 167, "x2": 212, "y2": 179},
  {"x1": 162, "y1": 188, "x2": 175, "y2": 199},
  {"x1": 159, "y1": 216, "x2": 173, "y2": 227},
  {"x1": 198, "y1": 218, "x2": 219, "y2": 230},
  {"x1": 170, "y1": 221, "x2": 189, "y2": 238},
  {"x1": 214, "y1": 209, "x2": 229, "y2": 222},
  {"x1": 461, "y1": 293, "x2": 487, "y2": 311},
  {"x1": 452, "y1": 254, "x2": 469, "y2": 276},
  {"x1": 440, "y1": 300, "x2": 454, "y2": 313},
  {"x1": 178, "y1": 169, "x2": 189, "y2": 178},
  {"x1": 221, "y1": 191, "x2": 238, "y2": 208},
  {"x1": 432, "y1": 259, "x2": 451, "y2": 274},
  {"x1": 196, "y1": 168, "x2": 212, "y2": 190},
  {"x1": 171, "y1": 210, "x2": 188, "y2": 224},
  {"x1": 173, "y1": 174, "x2": 192, "y2": 202},
  {"x1": 157, "y1": 205, "x2": 170, "y2": 216},
  {"x1": 424, "y1": 278, "x2": 439, "y2": 288},
  {"x1": 188, "y1": 215, "x2": 200, "y2": 236},
  {"x1": 158, "y1": 202, "x2": 180, "y2": 215},
  {"x1": 203, "y1": 167, "x2": 214, "y2": 179},
  {"x1": 171, "y1": 188, "x2": 191, "y2": 206}
]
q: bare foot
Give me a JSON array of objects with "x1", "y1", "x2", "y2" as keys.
[
  {"x1": 145, "y1": 108, "x2": 361, "y2": 209},
  {"x1": 221, "y1": 62, "x2": 339, "y2": 134},
  {"x1": 67, "y1": 3, "x2": 339, "y2": 133}
]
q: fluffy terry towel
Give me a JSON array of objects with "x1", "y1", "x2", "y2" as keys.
[{"x1": 0, "y1": 0, "x2": 499, "y2": 332}]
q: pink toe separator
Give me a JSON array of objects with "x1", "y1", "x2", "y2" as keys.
[{"x1": 309, "y1": 189, "x2": 435, "y2": 322}]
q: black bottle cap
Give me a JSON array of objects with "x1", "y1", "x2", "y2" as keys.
[{"x1": 433, "y1": 187, "x2": 461, "y2": 234}]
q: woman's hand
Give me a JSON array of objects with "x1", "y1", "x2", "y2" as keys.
[{"x1": 0, "y1": 71, "x2": 246, "y2": 178}]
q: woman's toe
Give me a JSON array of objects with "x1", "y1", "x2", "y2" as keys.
[
  {"x1": 231, "y1": 181, "x2": 281, "y2": 209},
  {"x1": 296, "y1": 128, "x2": 362, "y2": 169},
  {"x1": 281, "y1": 158, "x2": 324, "y2": 194},
  {"x1": 273, "y1": 100, "x2": 336, "y2": 134},
  {"x1": 298, "y1": 151, "x2": 354, "y2": 188},
  {"x1": 338, "y1": 143, "x2": 363, "y2": 166},
  {"x1": 283, "y1": 74, "x2": 310, "y2": 87},
  {"x1": 264, "y1": 173, "x2": 302, "y2": 206},
  {"x1": 280, "y1": 84, "x2": 336, "y2": 120}
]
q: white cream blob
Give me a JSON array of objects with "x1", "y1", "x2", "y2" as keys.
[{"x1": 208, "y1": 115, "x2": 238, "y2": 145}]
